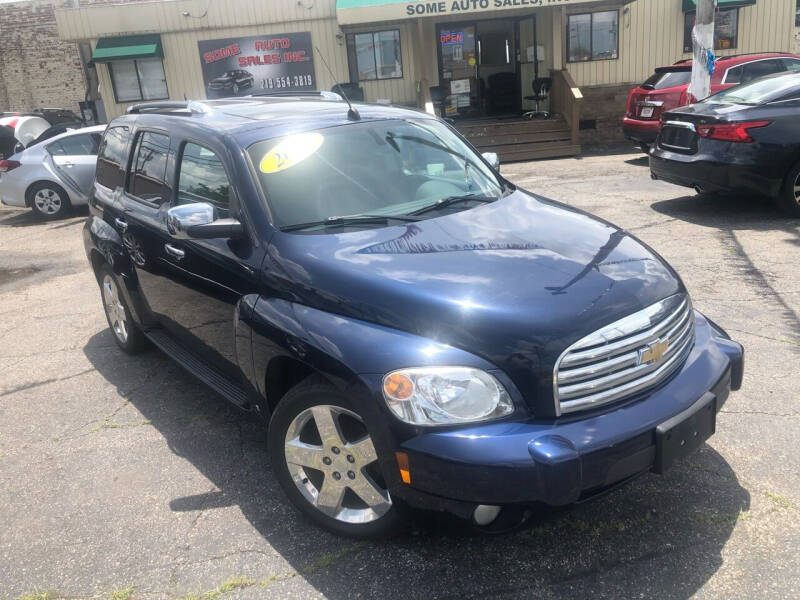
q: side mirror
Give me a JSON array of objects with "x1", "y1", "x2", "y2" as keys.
[
  {"x1": 167, "y1": 202, "x2": 243, "y2": 240},
  {"x1": 482, "y1": 152, "x2": 500, "y2": 171}
]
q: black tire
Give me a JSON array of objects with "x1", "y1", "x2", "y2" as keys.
[
  {"x1": 640, "y1": 143, "x2": 651, "y2": 154},
  {"x1": 97, "y1": 263, "x2": 148, "y2": 354},
  {"x1": 27, "y1": 181, "x2": 71, "y2": 220},
  {"x1": 268, "y1": 377, "x2": 403, "y2": 538},
  {"x1": 777, "y1": 161, "x2": 800, "y2": 217}
]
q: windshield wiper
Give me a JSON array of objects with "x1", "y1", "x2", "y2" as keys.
[
  {"x1": 280, "y1": 213, "x2": 420, "y2": 232},
  {"x1": 408, "y1": 193, "x2": 498, "y2": 216}
]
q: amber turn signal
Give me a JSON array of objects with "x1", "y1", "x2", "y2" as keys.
[
  {"x1": 384, "y1": 372, "x2": 414, "y2": 401},
  {"x1": 395, "y1": 451, "x2": 411, "y2": 484}
]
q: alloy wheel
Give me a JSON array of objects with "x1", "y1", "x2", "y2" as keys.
[
  {"x1": 33, "y1": 188, "x2": 62, "y2": 215},
  {"x1": 284, "y1": 405, "x2": 391, "y2": 524},
  {"x1": 794, "y1": 172, "x2": 800, "y2": 205},
  {"x1": 102, "y1": 274, "x2": 128, "y2": 344}
]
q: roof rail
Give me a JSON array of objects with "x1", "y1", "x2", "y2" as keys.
[
  {"x1": 245, "y1": 90, "x2": 343, "y2": 101},
  {"x1": 673, "y1": 51, "x2": 790, "y2": 66},
  {"x1": 126, "y1": 101, "x2": 211, "y2": 115},
  {"x1": 715, "y1": 51, "x2": 790, "y2": 61}
]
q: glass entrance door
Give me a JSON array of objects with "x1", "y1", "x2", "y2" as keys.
[{"x1": 438, "y1": 24, "x2": 480, "y2": 118}]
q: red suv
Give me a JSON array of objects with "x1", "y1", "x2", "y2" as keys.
[{"x1": 623, "y1": 52, "x2": 800, "y2": 152}]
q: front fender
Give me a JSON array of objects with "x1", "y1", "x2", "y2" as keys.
[
  {"x1": 247, "y1": 297, "x2": 511, "y2": 492},
  {"x1": 249, "y1": 298, "x2": 498, "y2": 398}
]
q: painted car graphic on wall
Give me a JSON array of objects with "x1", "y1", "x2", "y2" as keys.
[
  {"x1": 198, "y1": 32, "x2": 315, "y2": 98},
  {"x1": 206, "y1": 69, "x2": 255, "y2": 96}
]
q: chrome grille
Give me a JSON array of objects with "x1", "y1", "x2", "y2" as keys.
[{"x1": 554, "y1": 294, "x2": 695, "y2": 414}]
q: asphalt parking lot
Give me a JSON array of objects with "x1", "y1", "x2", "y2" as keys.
[{"x1": 1, "y1": 145, "x2": 798, "y2": 600}]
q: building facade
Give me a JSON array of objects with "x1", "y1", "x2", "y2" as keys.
[{"x1": 53, "y1": 0, "x2": 795, "y2": 148}]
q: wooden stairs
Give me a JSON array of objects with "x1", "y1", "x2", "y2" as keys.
[{"x1": 456, "y1": 116, "x2": 580, "y2": 163}]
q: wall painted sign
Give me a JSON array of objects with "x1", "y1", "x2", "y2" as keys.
[
  {"x1": 336, "y1": 0, "x2": 614, "y2": 25},
  {"x1": 197, "y1": 32, "x2": 315, "y2": 98}
]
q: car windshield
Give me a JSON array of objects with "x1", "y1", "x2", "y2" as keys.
[
  {"x1": 703, "y1": 74, "x2": 800, "y2": 106},
  {"x1": 247, "y1": 118, "x2": 506, "y2": 231}
]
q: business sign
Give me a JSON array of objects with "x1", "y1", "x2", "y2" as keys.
[
  {"x1": 197, "y1": 32, "x2": 315, "y2": 98},
  {"x1": 440, "y1": 31, "x2": 464, "y2": 45},
  {"x1": 337, "y1": 0, "x2": 618, "y2": 25}
]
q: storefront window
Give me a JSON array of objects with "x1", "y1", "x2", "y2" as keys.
[
  {"x1": 683, "y1": 9, "x2": 739, "y2": 53},
  {"x1": 108, "y1": 58, "x2": 168, "y2": 103},
  {"x1": 567, "y1": 11, "x2": 618, "y2": 62},
  {"x1": 346, "y1": 30, "x2": 403, "y2": 82}
]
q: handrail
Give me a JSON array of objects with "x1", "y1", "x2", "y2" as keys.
[{"x1": 550, "y1": 69, "x2": 583, "y2": 146}]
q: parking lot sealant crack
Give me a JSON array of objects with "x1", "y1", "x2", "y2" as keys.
[
  {"x1": 719, "y1": 409, "x2": 799, "y2": 418},
  {"x1": 0, "y1": 367, "x2": 96, "y2": 398}
]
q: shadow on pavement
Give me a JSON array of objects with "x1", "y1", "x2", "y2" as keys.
[
  {"x1": 0, "y1": 205, "x2": 88, "y2": 227},
  {"x1": 652, "y1": 192, "x2": 800, "y2": 340},
  {"x1": 651, "y1": 192, "x2": 798, "y2": 230},
  {"x1": 624, "y1": 156, "x2": 649, "y2": 167},
  {"x1": 84, "y1": 331, "x2": 750, "y2": 598}
]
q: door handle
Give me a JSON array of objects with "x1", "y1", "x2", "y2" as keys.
[
  {"x1": 62, "y1": 161, "x2": 74, "y2": 167},
  {"x1": 164, "y1": 243, "x2": 185, "y2": 260},
  {"x1": 114, "y1": 217, "x2": 128, "y2": 232}
]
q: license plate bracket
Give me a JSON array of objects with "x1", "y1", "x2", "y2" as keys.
[
  {"x1": 640, "y1": 106, "x2": 654, "y2": 118},
  {"x1": 653, "y1": 392, "x2": 716, "y2": 474}
]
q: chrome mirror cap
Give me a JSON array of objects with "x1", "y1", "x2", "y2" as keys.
[
  {"x1": 482, "y1": 152, "x2": 500, "y2": 171},
  {"x1": 166, "y1": 202, "x2": 215, "y2": 239}
]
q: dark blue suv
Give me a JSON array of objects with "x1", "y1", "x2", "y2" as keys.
[{"x1": 84, "y1": 95, "x2": 743, "y2": 538}]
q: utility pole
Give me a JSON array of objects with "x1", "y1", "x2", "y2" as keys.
[{"x1": 688, "y1": 0, "x2": 716, "y2": 102}]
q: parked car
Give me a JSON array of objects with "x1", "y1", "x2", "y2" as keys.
[
  {"x1": 206, "y1": 69, "x2": 255, "y2": 96},
  {"x1": 0, "y1": 109, "x2": 88, "y2": 159},
  {"x1": 84, "y1": 97, "x2": 743, "y2": 538},
  {"x1": 650, "y1": 71, "x2": 800, "y2": 216},
  {"x1": 0, "y1": 124, "x2": 105, "y2": 219},
  {"x1": 623, "y1": 52, "x2": 800, "y2": 152}
]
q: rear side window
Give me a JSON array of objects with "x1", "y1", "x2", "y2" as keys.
[
  {"x1": 782, "y1": 58, "x2": 800, "y2": 72},
  {"x1": 96, "y1": 126, "x2": 130, "y2": 189},
  {"x1": 177, "y1": 143, "x2": 231, "y2": 212},
  {"x1": 48, "y1": 133, "x2": 100, "y2": 156},
  {"x1": 727, "y1": 59, "x2": 784, "y2": 85},
  {"x1": 128, "y1": 131, "x2": 170, "y2": 204},
  {"x1": 644, "y1": 70, "x2": 691, "y2": 90}
]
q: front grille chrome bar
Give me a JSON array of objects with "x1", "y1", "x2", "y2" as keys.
[{"x1": 554, "y1": 294, "x2": 695, "y2": 415}]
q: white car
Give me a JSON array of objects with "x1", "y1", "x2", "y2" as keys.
[{"x1": 0, "y1": 124, "x2": 106, "y2": 219}]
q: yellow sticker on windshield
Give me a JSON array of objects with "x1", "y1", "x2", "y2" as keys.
[{"x1": 259, "y1": 132, "x2": 324, "y2": 174}]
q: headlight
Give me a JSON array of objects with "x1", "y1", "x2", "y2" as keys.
[{"x1": 382, "y1": 367, "x2": 513, "y2": 426}]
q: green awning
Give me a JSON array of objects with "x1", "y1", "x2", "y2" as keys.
[
  {"x1": 91, "y1": 34, "x2": 163, "y2": 63},
  {"x1": 682, "y1": 0, "x2": 756, "y2": 12}
]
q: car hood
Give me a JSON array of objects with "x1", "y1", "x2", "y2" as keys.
[
  {"x1": 266, "y1": 190, "x2": 683, "y2": 407},
  {"x1": 209, "y1": 76, "x2": 231, "y2": 84}
]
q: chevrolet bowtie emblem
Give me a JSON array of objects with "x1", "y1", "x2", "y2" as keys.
[{"x1": 639, "y1": 339, "x2": 670, "y2": 365}]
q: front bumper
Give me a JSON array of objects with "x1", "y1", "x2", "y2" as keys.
[
  {"x1": 393, "y1": 312, "x2": 742, "y2": 514},
  {"x1": 649, "y1": 148, "x2": 783, "y2": 198}
]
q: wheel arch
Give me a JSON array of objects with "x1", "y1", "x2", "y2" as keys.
[
  {"x1": 24, "y1": 179, "x2": 68, "y2": 208},
  {"x1": 264, "y1": 355, "x2": 317, "y2": 414},
  {"x1": 88, "y1": 247, "x2": 107, "y2": 283}
]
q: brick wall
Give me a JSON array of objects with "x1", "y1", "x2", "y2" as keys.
[
  {"x1": 577, "y1": 83, "x2": 637, "y2": 145},
  {"x1": 0, "y1": 0, "x2": 150, "y2": 115},
  {"x1": 0, "y1": 1, "x2": 86, "y2": 113}
]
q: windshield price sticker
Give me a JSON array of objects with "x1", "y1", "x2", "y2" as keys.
[{"x1": 260, "y1": 132, "x2": 324, "y2": 174}]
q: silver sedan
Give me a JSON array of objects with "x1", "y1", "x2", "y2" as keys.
[{"x1": 0, "y1": 124, "x2": 106, "y2": 219}]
